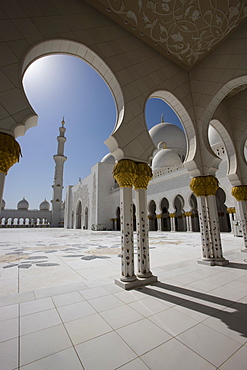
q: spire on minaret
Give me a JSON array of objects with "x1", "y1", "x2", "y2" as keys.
[
  {"x1": 161, "y1": 114, "x2": 164, "y2": 123},
  {"x1": 51, "y1": 119, "x2": 67, "y2": 227}
]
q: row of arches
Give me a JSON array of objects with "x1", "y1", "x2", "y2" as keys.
[
  {"x1": 111, "y1": 188, "x2": 231, "y2": 233},
  {"x1": 0, "y1": 217, "x2": 50, "y2": 227},
  {"x1": 73, "y1": 202, "x2": 88, "y2": 230}
]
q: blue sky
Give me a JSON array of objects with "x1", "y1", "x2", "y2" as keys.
[{"x1": 4, "y1": 55, "x2": 182, "y2": 209}]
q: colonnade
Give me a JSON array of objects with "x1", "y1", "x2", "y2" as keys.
[{"x1": 113, "y1": 159, "x2": 157, "y2": 289}]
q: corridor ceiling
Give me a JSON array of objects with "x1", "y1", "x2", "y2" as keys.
[{"x1": 86, "y1": 0, "x2": 247, "y2": 70}]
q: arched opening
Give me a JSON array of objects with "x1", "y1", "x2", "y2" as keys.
[
  {"x1": 116, "y1": 207, "x2": 120, "y2": 231},
  {"x1": 76, "y1": 201, "x2": 82, "y2": 229},
  {"x1": 173, "y1": 195, "x2": 186, "y2": 231},
  {"x1": 148, "y1": 200, "x2": 157, "y2": 231},
  {"x1": 4, "y1": 40, "x2": 120, "y2": 218},
  {"x1": 84, "y1": 207, "x2": 88, "y2": 230},
  {"x1": 189, "y1": 194, "x2": 200, "y2": 232},
  {"x1": 160, "y1": 197, "x2": 170, "y2": 231},
  {"x1": 216, "y1": 188, "x2": 231, "y2": 232},
  {"x1": 146, "y1": 93, "x2": 196, "y2": 172}
]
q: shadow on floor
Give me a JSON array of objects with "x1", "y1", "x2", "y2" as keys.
[
  {"x1": 137, "y1": 281, "x2": 247, "y2": 338},
  {"x1": 224, "y1": 262, "x2": 247, "y2": 270}
]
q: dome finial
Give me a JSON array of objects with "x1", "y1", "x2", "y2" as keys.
[
  {"x1": 61, "y1": 117, "x2": 65, "y2": 126},
  {"x1": 161, "y1": 114, "x2": 164, "y2": 123}
]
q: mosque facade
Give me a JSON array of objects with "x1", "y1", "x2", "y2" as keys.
[
  {"x1": 64, "y1": 117, "x2": 240, "y2": 239},
  {"x1": 0, "y1": 0, "x2": 247, "y2": 288}
]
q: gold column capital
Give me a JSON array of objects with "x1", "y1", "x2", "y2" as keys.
[
  {"x1": 227, "y1": 207, "x2": 236, "y2": 214},
  {"x1": 169, "y1": 213, "x2": 176, "y2": 218},
  {"x1": 231, "y1": 185, "x2": 247, "y2": 201},
  {"x1": 190, "y1": 175, "x2": 218, "y2": 196},
  {"x1": 156, "y1": 214, "x2": 162, "y2": 219},
  {"x1": 185, "y1": 212, "x2": 192, "y2": 217},
  {"x1": 0, "y1": 133, "x2": 21, "y2": 174},
  {"x1": 113, "y1": 159, "x2": 137, "y2": 187},
  {"x1": 133, "y1": 162, "x2": 152, "y2": 190}
]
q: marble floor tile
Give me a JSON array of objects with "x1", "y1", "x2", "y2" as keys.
[
  {"x1": 129, "y1": 296, "x2": 170, "y2": 317},
  {"x1": 100, "y1": 304, "x2": 144, "y2": 330},
  {"x1": 20, "y1": 297, "x2": 54, "y2": 316},
  {"x1": 0, "y1": 338, "x2": 18, "y2": 370},
  {"x1": 65, "y1": 313, "x2": 112, "y2": 345},
  {"x1": 177, "y1": 323, "x2": 242, "y2": 367},
  {"x1": 79, "y1": 286, "x2": 111, "y2": 300},
  {"x1": 115, "y1": 357, "x2": 150, "y2": 370},
  {"x1": 88, "y1": 294, "x2": 123, "y2": 312},
  {"x1": 76, "y1": 331, "x2": 136, "y2": 369},
  {"x1": 20, "y1": 308, "x2": 62, "y2": 335},
  {"x1": 219, "y1": 343, "x2": 247, "y2": 370},
  {"x1": 52, "y1": 291, "x2": 85, "y2": 307},
  {"x1": 148, "y1": 306, "x2": 199, "y2": 336},
  {"x1": 116, "y1": 318, "x2": 172, "y2": 356},
  {"x1": 141, "y1": 338, "x2": 215, "y2": 370},
  {"x1": 20, "y1": 347, "x2": 83, "y2": 370},
  {"x1": 0, "y1": 317, "x2": 18, "y2": 342},
  {"x1": 0, "y1": 303, "x2": 18, "y2": 321},
  {"x1": 20, "y1": 325, "x2": 72, "y2": 367},
  {"x1": 57, "y1": 300, "x2": 96, "y2": 322}
]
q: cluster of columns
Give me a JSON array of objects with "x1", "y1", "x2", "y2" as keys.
[
  {"x1": 231, "y1": 185, "x2": 247, "y2": 252},
  {"x1": 155, "y1": 211, "x2": 193, "y2": 232},
  {"x1": 0, "y1": 133, "x2": 21, "y2": 213},
  {"x1": 113, "y1": 159, "x2": 157, "y2": 289}
]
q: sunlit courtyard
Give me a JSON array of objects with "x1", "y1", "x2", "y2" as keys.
[{"x1": 0, "y1": 229, "x2": 246, "y2": 369}]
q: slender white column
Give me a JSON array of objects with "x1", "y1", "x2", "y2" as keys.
[
  {"x1": 206, "y1": 195, "x2": 225, "y2": 260},
  {"x1": 119, "y1": 186, "x2": 136, "y2": 281},
  {"x1": 135, "y1": 188, "x2": 153, "y2": 278},
  {"x1": 170, "y1": 213, "x2": 176, "y2": 231},
  {"x1": 196, "y1": 196, "x2": 212, "y2": 260},
  {"x1": 156, "y1": 214, "x2": 162, "y2": 231},
  {"x1": 236, "y1": 200, "x2": 247, "y2": 250},
  {"x1": 188, "y1": 213, "x2": 193, "y2": 231},
  {"x1": 232, "y1": 186, "x2": 247, "y2": 251},
  {"x1": 227, "y1": 208, "x2": 235, "y2": 233}
]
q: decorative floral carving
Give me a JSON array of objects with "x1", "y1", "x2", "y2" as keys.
[{"x1": 106, "y1": 0, "x2": 247, "y2": 67}]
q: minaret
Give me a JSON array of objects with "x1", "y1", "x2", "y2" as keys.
[{"x1": 51, "y1": 118, "x2": 67, "y2": 227}]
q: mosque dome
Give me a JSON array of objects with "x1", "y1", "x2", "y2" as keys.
[
  {"x1": 208, "y1": 126, "x2": 223, "y2": 147},
  {"x1": 149, "y1": 121, "x2": 186, "y2": 156},
  {"x1": 101, "y1": 153, "x2": 115, "y2": 165},
  {"x1": 17, "y1": 197, "x2": 29, "y2": 210},
  {"x1": 152, "y1": 148, "x2": 182, "y2": 170},
  {"x1": 39, "y1": 199, "x2": 50, "y2": 211},
  {"x1": 1, "y1": 199, "x2": 5, "y2": 209}
]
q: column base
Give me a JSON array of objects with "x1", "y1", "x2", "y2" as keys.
[
  {"x1": 198, "y1": 258, "x2": 229, "y2": 266},
  {"x1": 115, "y1": 275, "x2": 158, "y2": 290},
  {"x1": 137, "y1": 271, "x2": 153, "y2": 279},
  {"x1": 120, "y1": 275, "x2": 137, "y2": 283},
  {"x1": 241, "y1": 248, "x2": 247, "y2": 253}
]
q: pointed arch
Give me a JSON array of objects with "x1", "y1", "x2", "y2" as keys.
[{"x1": 16, "y1": 39, "x2": 124, "y2": 138}]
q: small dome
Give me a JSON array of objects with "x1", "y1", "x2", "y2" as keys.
[
  {"x1": 208, "y1": 126, "x2": 223, "y2": 147},
  {"x1": 1, "y1": 199, "x2": 5, "y2": 209},
  {"x1": 101, "y1": 153, "x2": 115, "y2": 165},
  {"x1": 17, "y1": 197, "x2": 29, "y2": 210},
  {"x1": 152, "y1": 148, "x2": 182, "y2": 170},
  {"x1": 39, "y1": 199, "x2": 50, "y2": 211},
  {"x1": 149, "y1": 122, "x2": 186, "y2": 156}
]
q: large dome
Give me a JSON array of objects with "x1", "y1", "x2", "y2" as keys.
[
  {"x1": 149, "y1": 122, "x2": 186, "y2": 156},
  {"x1": 101, "y1": 153, "x2": 115, "y2": 165},
  {"x1": 39, "y1": 199, "x2": 50, "y2": 211},
  {"x1": 152, "y1": 148, "x2": 182, "y2": 170},
  {"x1": 17, "y1": 197, "x2": 29, "y2": 210}
]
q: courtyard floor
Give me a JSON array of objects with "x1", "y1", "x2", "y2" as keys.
[{"x1": 0, "y1": 229, "x2": 246, "y2": 369}]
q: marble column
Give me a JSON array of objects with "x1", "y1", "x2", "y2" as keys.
[
  {"x1": 170, "y1": 213, "x2": 176, "y2": 231},
  {"x1": 134, "y1": 162, "x2": 156, "y2": 281},
  {"x1": 232, "y1": 186, "x2": 247, "y2": 251},
  {"x1": 113, "y1": 160, "x2": 137, "y2": 282},
  {"x1": 0, "y1": 133, "x2": 21, "y2": 216},
  {"x1": 185, "y1": 212, "x2": 192, "y2": 231},
  {"x1": 227, "y1": 207, "x2": 236, "y2": 233},
  {"x1": 190, "y1": 175, "x2": 228, "y2": 266},
  {"x1": 156, "y1": 214, "x2": 162, "y2": 231}
]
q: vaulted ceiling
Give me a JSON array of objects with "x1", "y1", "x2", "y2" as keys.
[{"x1": 86, "y1": 0, "x2": 247, "y2": 70}]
